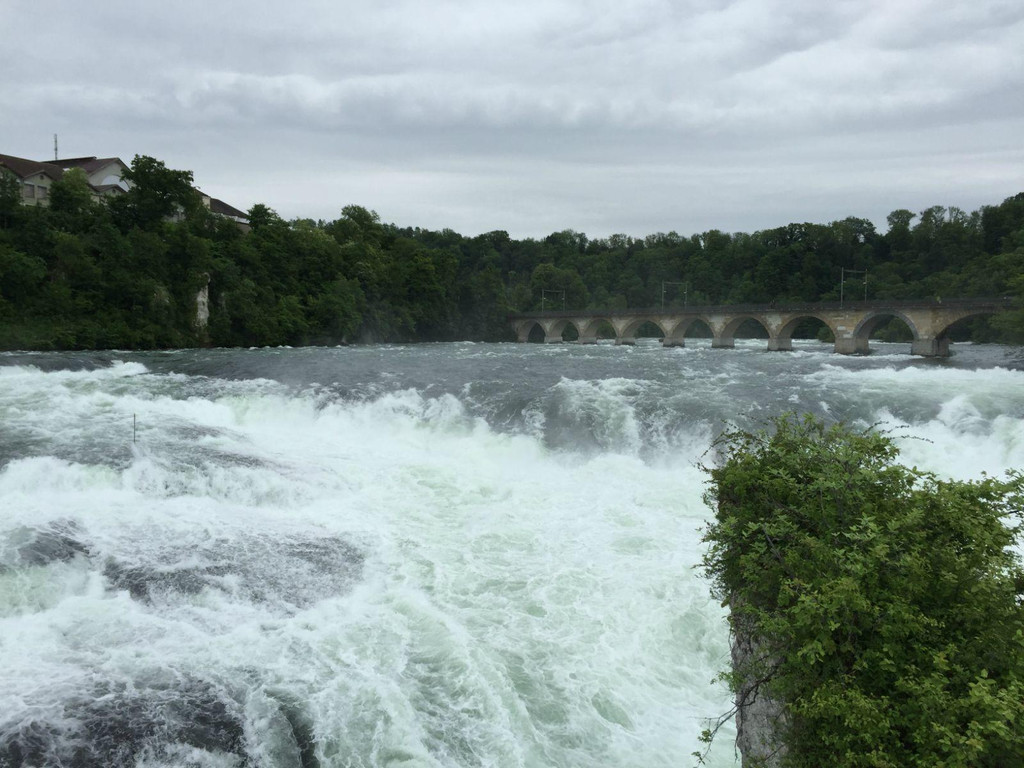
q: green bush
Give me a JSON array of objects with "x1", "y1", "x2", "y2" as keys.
[{"x1": 701, "y1": 415, "x2": 1024, "y2": 767}]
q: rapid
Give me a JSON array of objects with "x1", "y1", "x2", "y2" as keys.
[{"x1": 2, "y1": 340, "x2": 1023, "y2": 768}]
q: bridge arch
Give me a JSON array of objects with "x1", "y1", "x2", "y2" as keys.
[
  {"x1": 522, "y1": 322, "x2": 545, "y2": 343},
  {"x1": 578, "y1": 317, "x2": 616, "y2": 343},
  {"x1": 663, "y1": 317, "x2": 714, "y2": 347},
  {"x1": 916, "y1": 309, "x2": 1003, "y2": 357},
  {"x1": 715, "y1": 315, "x2": 771, "y2": 349},
  {"x1": 771, "y1": 314, "x2": 839, "y2": 351},
  {"x1": 847, "y1": 310, "x2": 920, "y2": 354},
  {"x1": 620, "y1": 318, "x2": 668, "y2": 343},
  {"x1": 515, "y1": 320, "x2": 541, "y2": 343},
  {"x1": 515, "y1": 318, "x2": 582, "y2": 343},
  {"x1": 853, "y1": 310, "x2": 920, "y2": 340},
  {"x1": 547, "y1": 318, "x2": 581, "y2": 342},
  {"x1": 933, "y1": 310, "x2": 997, "y2": 341}
]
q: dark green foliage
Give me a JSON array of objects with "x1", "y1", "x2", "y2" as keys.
[
  {"x1": 110, "y1": 155, "x2": 199, "y2": 231},
  {"x1": 0, "y1": 172, "x2": 21, "y2": 232},
  {"x1": 0, "y1": 245, "x2": 47, "y2": 302},
  {"x1": 0, "y1": 152, "x2": 1022, "y2": 350},
  {"x1": 701, "y1": 415, "x2": 1024, "y2": 767},
  {"x1": 48, "y1": 168, "x2": 96, "y2": 224}
]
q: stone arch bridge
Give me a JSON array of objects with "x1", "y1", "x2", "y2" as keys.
[{"x1": 510, "y1": 299, "x2": 1013, "y2": 357}]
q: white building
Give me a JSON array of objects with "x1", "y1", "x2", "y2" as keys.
[
  {"x1": 0, "y1": 154, "x2": 66, "y2": 206},
  {"x1": 47, "y1": 156, "x2": 131, "y2": 194},
  {"x1": 1, "y1": 152, "x2": 249, "y2": 228}
]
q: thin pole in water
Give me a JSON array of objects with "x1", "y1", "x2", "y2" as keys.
[{"x1": 133, "y1": 414, "x2": 136, "y2": 444}]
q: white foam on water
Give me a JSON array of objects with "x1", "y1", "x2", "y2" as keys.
[
  {"x1": 0, "y1": 361, "x2": 736, "y2": 767},
  {"x1": 874, "y1": 402, "x2": 1024, "y2": 481},
  {"x1": 541, "y1": 377, "x2": 645, "y2": 455},
  {"x1": 809, "y1": 363, "x2": 1024, "y2": 479},
  {"x1": 6, "y1": 349, "x2": 1020, "y2": 766}
]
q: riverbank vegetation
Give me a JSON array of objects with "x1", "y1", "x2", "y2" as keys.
[
  {"x1": 700, "y1": 415, "x2": 1024, "y2": 767},
  {"x1": 1, "y1": 155, "x2": 1022, "y2": 349}
]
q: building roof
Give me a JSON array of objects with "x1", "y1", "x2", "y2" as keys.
[
  {"x1": 209, "y1": 197, "x2": 249, "y2": 220},
  {"x1": 6, "y1": 150, "x2": 247, "y2": 220},
  {"x1": 0, "y1": 153, "x2": 64, "y2": 181},
  {"x1": 47, "y1": 156, "x2": 129, "y2": 175}
]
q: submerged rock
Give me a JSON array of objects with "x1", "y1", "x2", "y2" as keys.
[
  {"x1": 0, "y1": 677, "x2": 246, "y2": 768},
  {"x1": 103, "y1": 560, "x2": 229, "y2": 602},
  {"x1": 103, "y1": 534, "x2": 364, "y2": 613},
  {"x1": 1, "y1": 520, "x2": 90, "y2": 571},
  {"x1": 0, "y1": 675, "x2": 327, "y2": 768},
  {"x1": 266, "y1": 692, "x2": 320, "y2": 768},
  {"x1": 0, "y1": 676, "x2": 325, "y2": 768}
]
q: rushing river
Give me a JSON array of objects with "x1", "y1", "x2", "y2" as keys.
[{"x1": 2, "y1": 340, "x2": 1023, "y2": 768}]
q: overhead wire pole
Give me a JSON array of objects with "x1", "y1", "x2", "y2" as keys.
[
  {"x1": 541, "y1": 289, "x2": 565, "y2": 311},
  {"x1": 661, "y1": 281, "x2": 688, "y2": 309},
  {"x1": 840, "y1": 268, "x2": 867, "y2": 307}
]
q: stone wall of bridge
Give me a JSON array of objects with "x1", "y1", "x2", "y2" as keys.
[{"x1": 510, "y1": 300, "x2": 1012, "y2": 357}]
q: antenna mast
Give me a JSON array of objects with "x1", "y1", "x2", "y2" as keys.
[{"x1": 54, "y1": 134, "x2": 58, "y2": 161}]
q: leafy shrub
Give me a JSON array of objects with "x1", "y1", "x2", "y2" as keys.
[{"x1": 701, "y1": 415, "x2": 1024, "y2": 767}]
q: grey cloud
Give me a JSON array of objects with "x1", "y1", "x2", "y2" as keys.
[
  {"x1": 1, "y1": 0, "x2": 1021, "y2": 237},
  {"x1": 861, "y1": 0, "x2": 1024, "y2": 51}
]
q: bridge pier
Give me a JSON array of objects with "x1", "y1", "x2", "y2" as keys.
[
  {"x1": 578, "y1": 335, "x2": 598, "y2": 344},
  {"x1": 543, "y1": 334, "x2": 563, "y2": 343},
  {"x1": 767, "y1": 337, "x2": 792, "y2": 352},
  {"x1": 911, "y1": 337, "x2": 950, "y2": 357},
  {"x1": 661, "y1": 338, "x2": 685, "y2": 348},
  {"x1": 712, "y1": 337, "x2": 734, "y2": 349},
  {"x1": 834, "y1": 337, "x2": 869, "y2": 355},
  {"x1": 615, "y1": 337, "x2": 636, "y2": 346}
]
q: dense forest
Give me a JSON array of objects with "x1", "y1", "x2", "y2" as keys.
[{"x1": 1, "y1": 155, "x2": 1022, "y2": 350}]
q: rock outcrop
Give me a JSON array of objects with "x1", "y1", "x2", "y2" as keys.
[{"x1": 730, "y1": 612, "x2": 787, "y2": 767}]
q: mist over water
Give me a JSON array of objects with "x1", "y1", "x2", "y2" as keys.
[{"x1": 2, "y1": 340, "x2": 1022, "y2": 767}]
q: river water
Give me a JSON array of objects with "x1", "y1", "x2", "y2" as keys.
[{"x1": 2, "y1": 340, "x2": 1023, "y2": 768}]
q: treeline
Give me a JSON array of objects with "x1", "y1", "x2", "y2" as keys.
[{"x1": 1, "y1": 155, "x2": 1022, "y2": 349}]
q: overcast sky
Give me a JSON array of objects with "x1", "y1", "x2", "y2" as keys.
[{"x1": 2, "y1": 0, "x2": 1022, "y2": 238}]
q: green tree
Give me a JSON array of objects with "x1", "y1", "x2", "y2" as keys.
[
  {"x1": 529, "y1": 263, "x2": 588, "y2": 309},
  {"x1": 884, "y1": 209, "x2": 915, "y2": 267},
  {"x1": 331, "y1": 204, "x2": 385, "y2": 248},
  {"x1": 989, "y1": 227, "x2": 1024, "y2": 342},
  {"x1": 110, "y1": 155, "x2": 198, "y2": 231},
  {"x1": 311, "y1": 277, "x2": 363, "y2": 341},
  {"x1": 700, "y1": 415, "x2": 1024, "y2": 767},
  {"x1": 0, "y1": 244, "x2": 47, "y2": 303},
  {"x1": 0, "y1": 170, "x2": 21, "y2": 228},
  {"x1": 274, "y1": 294, "x2": 309, "y2": 344},
  {"x1": 246, "y1": 203, "x2": 282, "y2": 232},
  {"x1": 48, "y1": 168, "x2": 96, "y2": 223},
  {"x1": 981, "y1": 193, "x2": 1024, "y2": 254}
]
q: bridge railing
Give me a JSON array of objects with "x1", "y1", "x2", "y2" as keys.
[{"x1": 509, "y1": 297, "x2": 1015, "y2": 319}]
